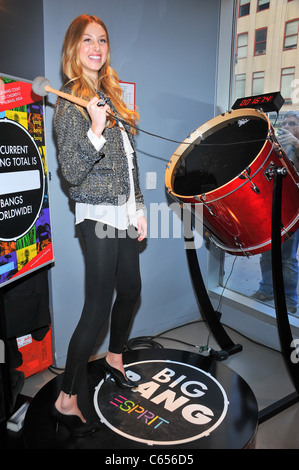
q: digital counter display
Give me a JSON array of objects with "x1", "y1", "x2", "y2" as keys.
[{"x1": 232, "y1": 92, "x2": 284, "y2": 113}]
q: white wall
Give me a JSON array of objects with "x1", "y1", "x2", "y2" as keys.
[{"x1": 42, "y1": 0, "x2": 222, "y2": 366}]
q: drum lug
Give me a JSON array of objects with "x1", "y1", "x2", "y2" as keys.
[
  {"x1": 239, "y1": 167, "x2": 260, "y2": 194},
  {"x1": 273, "y1": 142, "x2": 285, "y2": 158},
  {"x1": 195, "y1": 195, "x2": 217, "y2": 216},
  {"x1": 267, "y1": 129, "x2": 277, "y2": 144},
  {"x1": 264, "y1": 161, "x2": 276, "y2": 181},
  {"x1": 234, "y1": 237, "x2": 251, "y2": 257},
  {"x1": 268, "y1": 131, "x2": 286, "y2": 158}
]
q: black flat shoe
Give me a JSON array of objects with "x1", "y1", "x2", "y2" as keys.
[
  {"x1": 51, "y1": 405, "x2": 100, "y2": 437},
  {"x1": 100, "y1": 359, "x2": 137, "y2": 389}
]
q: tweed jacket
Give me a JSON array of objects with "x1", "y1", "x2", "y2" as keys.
[{"x1": 53, "y1": 87, "x2": 144, "y2": 209}]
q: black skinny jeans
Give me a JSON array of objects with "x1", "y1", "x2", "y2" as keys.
[{"x1": 61, "y1": 219, "x2": 141, "y2": 395}]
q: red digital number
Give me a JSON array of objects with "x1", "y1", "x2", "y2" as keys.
[
  {"x1": 264, "y1": 95, "x2": 273, "y2": 102},
  {"x1": 240, "y1": 98, "x2": 252, "y2": 106},
  {"x1": 252, "y1": 97, "x2": 261, "y2": 104}
]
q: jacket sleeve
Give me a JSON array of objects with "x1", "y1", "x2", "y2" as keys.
[
  {"x1": 125, "y1": 128, "x2": 145, "y2": 211},
  {"x1": 132, "y1": 152, "x2": 145, "y2": 211},
  {"x1": 54, "y1": 98, "x2": 104, "y2": 186}
]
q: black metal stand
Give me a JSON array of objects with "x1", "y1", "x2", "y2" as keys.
[
  {"x1": 258, "y1": 167, "x2": 299, "y2": 422},
  {"x1": 184, "y1": 234, "x2": 242, "y2": 360},
  {"x1": 271, "y1": 168, "x2": 299, "y2": 390},
  {"x1": 184, "y1": 166, "x2": 299, "y2": 422}
]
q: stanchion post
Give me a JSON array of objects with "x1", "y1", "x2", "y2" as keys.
[{"x1": 0, "y1": 288, "x2": 12, "y2": 422}]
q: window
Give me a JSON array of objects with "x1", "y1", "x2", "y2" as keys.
[
  {"x1": 252, "y1": 71, "x2": 264, "y2": 95},
  {"x1": 239, "y1": 0, "x2": 250, "y2": 17},
  {"x1": 237, "y1": 33, "x2": 248, "y2": 59},
  {"x1": 215, "y1": 1, "x2": 299, "y2": 322},
  {"x1": 235, "y1": 74, "x2": 246, "y2": 99},
  {"x1": 281, "y1": 67, "x2": 295, "y2": 103},
  {"x1": 257, "y1": 0, "x2": 270, "y2": 12},
  {"x1": 284, "y1": 20, "x2": 299, "y2": 50},
  {"x1": 254, "y1": 28, "x2": 267, "y2": 55}
]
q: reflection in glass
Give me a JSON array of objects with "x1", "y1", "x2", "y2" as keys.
[{"x1": 223, "y1": 0, "x2": 299, "y2": 317}]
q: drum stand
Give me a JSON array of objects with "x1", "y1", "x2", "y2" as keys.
[
  {"x1": 258, "y1": 167, "x2": 299, "y2": 422},
  {"x1": 184, "y1": 222, "x2": 243, "y2": 360},
  {"x1": 184, "y1": 166, "x2": 299, "y2": 422}
]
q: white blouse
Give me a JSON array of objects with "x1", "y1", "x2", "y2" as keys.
[{"x1": 75, "y1": 122, "x2": 143, "y2": 229}]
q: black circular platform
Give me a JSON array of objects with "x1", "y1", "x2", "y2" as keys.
[{"x1": 23, "y1": 349, "x2": 258, "y2": 449}]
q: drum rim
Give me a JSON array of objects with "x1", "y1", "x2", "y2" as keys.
[
  {"x1": 206, "y1": 214, "x2": 299, "y2": 255},
  {"x1": 165, "y1": 108, "x2": 272, "y2": 202}
]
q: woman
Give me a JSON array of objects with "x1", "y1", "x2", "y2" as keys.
[{"x1": 52, "y1": 15, "x2": 147, "y2": 437}]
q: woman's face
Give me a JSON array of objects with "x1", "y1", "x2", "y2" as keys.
[{"x1": 79, "y1": 22, "x2": 109, "y2": 83}]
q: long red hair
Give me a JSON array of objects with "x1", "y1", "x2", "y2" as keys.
[{"x1": 61, "y1": 14, "x2": 138, "y2": 133}]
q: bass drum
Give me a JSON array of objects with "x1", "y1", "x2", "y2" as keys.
[{"x1": 165, "y1": 108, "x2": 299, "y2": 256}]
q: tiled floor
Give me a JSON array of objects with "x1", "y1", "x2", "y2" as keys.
[{"x1": 19, "y1": 319, "x2": 299, "y2": 449}]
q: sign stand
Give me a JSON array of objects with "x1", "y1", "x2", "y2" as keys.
[{"x1": 0, "y1": 289, "x2": 12, "y2": 423}]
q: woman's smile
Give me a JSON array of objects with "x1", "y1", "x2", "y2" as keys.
[{"x1": 79, "y1": 22, "x2": 108, "y2": 82}]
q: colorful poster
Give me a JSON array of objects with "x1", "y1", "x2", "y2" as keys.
[{"x1": 0, "y1": 74, "x2": 54, "y2": 287}]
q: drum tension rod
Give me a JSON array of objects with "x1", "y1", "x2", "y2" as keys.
[
  {"x1": 240, "y1": 167, "x2": 260, "y2": 194},
  {"x1": 194, "y1": 195, "x2": 217, "y2": 217},
  {"x1": 234, "y1": 237, "x2": 251, "y2": 257}
]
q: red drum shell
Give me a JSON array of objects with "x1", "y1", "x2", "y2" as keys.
[{"x1": 165, "y1": 109, "x2": 299, "y2": 255}]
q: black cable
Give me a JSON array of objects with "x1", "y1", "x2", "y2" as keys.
[
  {"x1": 125, "y1": 320, "x2": 208, "y2": 352},
  {"x1": 48, "y1": 365, "x2": 65, "y2": 375},
  {"x1": 154, "y1": 335, "x2": 208, "y2": 351},
  {"x1": 203, "y1": 255, "x2": 238, "y2": 351},
  {"x1": 107, "y1": 110, "x2": 267, "y2": 148},
  {"x1": 216, "y1": 255, "x2": 238, "y2": 313},
  {"x1": 125, "y1": 336, "x2": 164, "y2": 350}
]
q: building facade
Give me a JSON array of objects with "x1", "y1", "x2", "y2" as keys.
[{"x1": 234, "y1": 0, "x2": 299, "y2": 113}]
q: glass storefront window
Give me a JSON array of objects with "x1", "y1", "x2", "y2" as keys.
[{"x1": 222, "y1": 0, "x2": 299, "y2": 318}]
